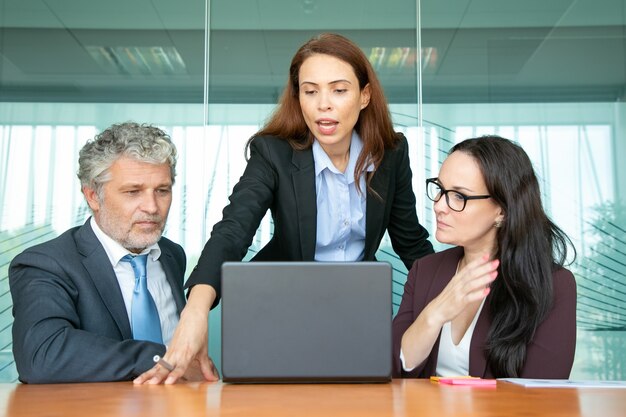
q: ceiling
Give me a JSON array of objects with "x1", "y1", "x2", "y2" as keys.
[{"x1": 0, "y1": 0, "x2": 625, "y2": 103}]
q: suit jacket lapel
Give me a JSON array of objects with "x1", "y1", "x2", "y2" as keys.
[
  {"x1": 76, "y1": 221, "x2": 132, "y2": 339},
  {"x1": 365, "y1": 164, "x2": 389, "y2": 259},
  {"x1": 159, "y1": 249, "x2": 186, "y2": 314},
  {"x1": 291, "y1": 148, "x2": 317, "y2": 260},
  {"x1": 427, "y1": 247, "x2": 465, "y2": 376},
  {"x1": 470, "y1": 299, "x2": 491, "y2": 377}
]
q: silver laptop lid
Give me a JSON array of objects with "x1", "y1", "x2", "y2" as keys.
[{"x1": 221, "y1": 262, "x2": 392, "y2": 383}]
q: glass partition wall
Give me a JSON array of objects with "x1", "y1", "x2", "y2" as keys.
[
  {"x1": 1, "y1": 0, "x2": 624, "y2": 381},
  {"x1": 419, "y1": 0, "x2": 626, "y2": 380},
  {"x1": 0, "y1": 0, "x2": 209, "y2": 382}
]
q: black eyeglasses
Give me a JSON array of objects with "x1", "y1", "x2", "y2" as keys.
[{"x1": 425, "y1": 178, "x2": 491, "y2": 212}]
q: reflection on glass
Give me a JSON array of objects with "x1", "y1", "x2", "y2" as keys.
[
  {"x1": 86, "y1": 46, "x2": 188, "y2": 76},
  {"x1": 573, "y1": 330, "x2": 626, "y2": 380}
]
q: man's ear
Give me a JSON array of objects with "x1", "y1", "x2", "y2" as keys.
[{"x1": 83, "y1": 186, "x2": 101, "y2": 212}]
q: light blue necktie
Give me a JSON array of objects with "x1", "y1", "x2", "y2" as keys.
[{"x1": 122, "y1": 254, "x2": 163, "y2": 344}]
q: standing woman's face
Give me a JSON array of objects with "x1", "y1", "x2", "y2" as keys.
[{"x1": 298, "y1": 53, "x2": 371, "y2": 154}]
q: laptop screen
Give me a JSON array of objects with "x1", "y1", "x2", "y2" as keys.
[{"x1": 221, "y1": 262, "x2": 392, "y2": 383}]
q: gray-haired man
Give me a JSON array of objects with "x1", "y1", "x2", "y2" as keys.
[{"x1": 10, "y1": 122, "x2": 215, "y2": 383}]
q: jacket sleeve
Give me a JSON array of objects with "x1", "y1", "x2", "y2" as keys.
[
  {"x1": 9, "y1": 252, "x2": 167, "y2": 384},
  {"x1": 185, "y1": 137, "x2": 277, "y2": 307},
  {"x1": 386, "y1": 134, "x2": 434, "y2": 270},
  {"x1": 519, "y1": 268, "x2": 577, "y2": 378},
  {"x1": 392, "y1": 259, "x2": 432, "y2": 378}
]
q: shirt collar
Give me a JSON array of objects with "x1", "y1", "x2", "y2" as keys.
[
  {"x1": 89, "y1": 217, "x2": 161, "y2": 266},
  {"x1": 312, "y1": 132, "x2": 373, "y2": 184}
]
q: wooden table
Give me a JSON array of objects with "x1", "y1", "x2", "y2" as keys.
[{"x1": 1, "y1": 379, "x2": 623, "y2": 417}]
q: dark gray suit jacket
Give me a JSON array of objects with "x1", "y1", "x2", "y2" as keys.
[
  {"x1": 9, "y1": 219, "x2": 186, "y2": 383},
  {"x1": 186, "y1": 134, "x2": 434, "y2": 307}
]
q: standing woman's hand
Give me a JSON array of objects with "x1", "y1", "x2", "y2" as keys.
[{"x1": 133, "y1": 285, "x2": 219, "y2": 384}]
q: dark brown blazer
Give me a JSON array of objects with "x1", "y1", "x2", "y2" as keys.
[
  {"x1": 392, "y1": 246, "x2": 577, "y2": 379},
  {"x1": 186, "y1": 134, "x2": 434, "y2": 307}
]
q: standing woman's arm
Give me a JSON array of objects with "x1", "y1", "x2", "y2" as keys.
[
  {"x1": 386, "y1": 134, "x2": 434, "y2": 270},
  {"x1": 135, "y1": 136, "x2": 279, "y2": 384},
  {"x1": 185, "y1": 136, "x2": 279, "y2": 304}
]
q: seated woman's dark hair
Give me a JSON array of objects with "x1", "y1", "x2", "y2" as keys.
[{"x1": 451, "y1": 135, "x2": 575, "y2": 377}]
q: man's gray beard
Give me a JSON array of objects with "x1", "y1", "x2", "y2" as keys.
[{"x1": 98, "y1": 209, "x2": 165, "y2": 252}]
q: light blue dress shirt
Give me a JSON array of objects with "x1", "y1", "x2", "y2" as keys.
[
  {"x1": 90, "y1": 218, "x2": 179, "y2": 345},
  {"x1": 313, "y1": 132, "x2": 374, "y2": 261}
]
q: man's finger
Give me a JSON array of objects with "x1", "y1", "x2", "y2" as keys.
[
  {"x1": 134, "y1": 363, "x2": 172, "y2": 385},
  {"x1": 134, "y1": 366, "x2": 159, "y2": 385}
]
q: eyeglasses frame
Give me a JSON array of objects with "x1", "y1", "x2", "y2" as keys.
[{"x1": 425, "y1": 177, "x2": 491, "y2": 212}]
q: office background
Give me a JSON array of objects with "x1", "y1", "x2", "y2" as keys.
[{"x1": 0, "y1": 0, "x2": 624, "y2": 382}]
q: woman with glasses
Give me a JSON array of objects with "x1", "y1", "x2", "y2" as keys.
[{"x1": 392, "y1": 135, "x2": 577, "y2": 379}]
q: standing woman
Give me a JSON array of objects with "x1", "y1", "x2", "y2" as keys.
[
  {"x1": 137, "y1": 33, "x2": 434, "y2": 384},
  {"x1": 393, "y1": 135, "x2": 577, "y2": 379}
]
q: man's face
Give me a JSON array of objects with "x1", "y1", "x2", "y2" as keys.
[{"x1": 84, "y1": 156, "x2": 173, "y2": 253}]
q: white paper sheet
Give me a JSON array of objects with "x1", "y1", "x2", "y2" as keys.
[{"x1": 498, "y1": 378, "x2": 626, "y2": 388}]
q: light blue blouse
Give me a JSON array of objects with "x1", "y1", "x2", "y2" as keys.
[{"x1": 313, "y1": 132, "x2": 374, "y2": 261}]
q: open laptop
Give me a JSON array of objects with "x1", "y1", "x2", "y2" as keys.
[{"x1": 221, "y1": 261, "x2": 392, "y2": 383}]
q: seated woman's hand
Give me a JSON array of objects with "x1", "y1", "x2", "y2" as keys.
[{"x1": 426, "y1": 254, "x2": 499, "y2": 326}]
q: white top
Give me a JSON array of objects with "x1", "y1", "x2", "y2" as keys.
[
  {"x1": 435, "y1": 298, "x2": 485, "y2": 376},
  {"x1": 90, "y1": 217, "x2": 179, "y2": 345}
]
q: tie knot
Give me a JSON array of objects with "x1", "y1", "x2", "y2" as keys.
[{"x1": 121, "y1": 254, "x2": 149, "y2": 278}]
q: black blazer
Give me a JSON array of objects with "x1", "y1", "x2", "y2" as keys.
[
  {"x1": 187, "y1": 134, "x2": 434, "y2": 307},
  {"x1": 9, "y1": 219, "x2": 187, "y2": 383}
]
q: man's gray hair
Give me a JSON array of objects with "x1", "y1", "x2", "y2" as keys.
[{"x1": 78, "y1": 122, "x2": 177, "y2": 198}]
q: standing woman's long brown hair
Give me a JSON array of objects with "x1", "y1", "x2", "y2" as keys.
[{"x1": 253, "y1": 33, "x2": 397, "y2": 194}]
